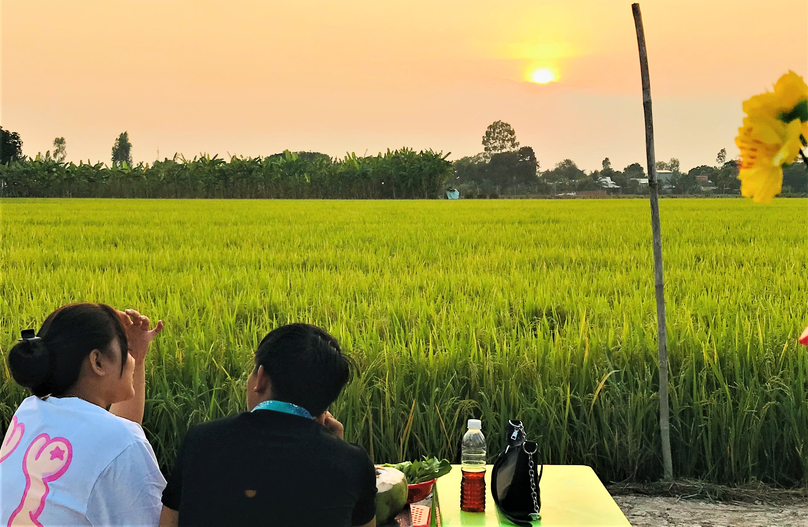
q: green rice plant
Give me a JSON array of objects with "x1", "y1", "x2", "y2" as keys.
[{"x1": 1, "y1": 198, "x2": 806, "y2": 485}]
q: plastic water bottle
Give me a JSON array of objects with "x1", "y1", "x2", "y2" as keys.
[{"x1": 460, "y1": 418, "x2": 486, "y2": 512}]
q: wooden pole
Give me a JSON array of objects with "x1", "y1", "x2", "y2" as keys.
[{"x1": 631, "y1": 3, "x2": 673, "y2": 480}]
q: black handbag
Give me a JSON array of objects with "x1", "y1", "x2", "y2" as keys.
[{"x1": 491, "y1": 420, "x2": 543, "y2": 526}]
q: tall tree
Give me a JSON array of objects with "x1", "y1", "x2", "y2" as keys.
[
  {"x1": 656, "y1": 158, "x2": 680, "y2": 173},
  {"x1": 53, "y1": 137, "x2": 67, "y2": 162},
  {"x1": 782, "y1": 159, "x2": 808, "y2": 193},
  {"x1": 670, "y1": 167, "x2": 703, "y2": 194},
  {"x1": 112, "y1": 132, "x2": 133, "y2": 167},
  {"x1": 667, "y1": 158, "x2": 681, "y2": 174},
  {"x1": 716, "y1": 148, "x2": 727, "y2": 166},
  {"x1": 515, "y1": 146, "x2": 540, "y2": 185},
  {"x1": 0, "y1": 127, "x2": 23, "y2": 164},
  {"x1": 615, "y1": 163, "x2": 647, "y2": 194},
  {"x1": 482, "y1": 121, "x2": 519, "y2": 160},
  {"x1": 712, "y1": 160, "x2": 741, "y2": 193},
  {"x1": 452, "y1": 155, "x2": 487, "y2": 186},
  {"x1": 599, "y1": 157, "x2": 617, "y2": 181},
  {"x1": 623, "y1": 162, "x2": 645, "y2": 179},
  {"x1": 543, "y1": 159, "x2": 586, "y2": 182}
]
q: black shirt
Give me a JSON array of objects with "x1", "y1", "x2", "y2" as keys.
[{"x1": 162, "y1": 410, "x2": 377, "y2": 527}]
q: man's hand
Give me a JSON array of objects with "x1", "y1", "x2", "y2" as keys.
[
  {"x1": 118, "y1": 309, "x2": 163, "y2": 365},
  {"x1": 316, "y1": 411, "x2": 344, "y2": 440}
]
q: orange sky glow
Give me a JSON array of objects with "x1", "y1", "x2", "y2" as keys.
[{"x1": 2, "y1": 0, "x2": 806, "y2": 171}]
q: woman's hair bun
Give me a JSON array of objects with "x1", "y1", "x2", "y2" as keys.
[{"x1": 8, "y1": 331, "x2": 51, "y2": 394}]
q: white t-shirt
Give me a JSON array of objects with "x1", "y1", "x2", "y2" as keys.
[{"x1": 0, "y1": 396, "x2": 166, "y2": 527}]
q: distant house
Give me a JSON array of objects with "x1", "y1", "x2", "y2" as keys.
[
  {"x1": 598, "y1": 176, "x2": 621, "y2": 194},
  {"x1": 696, "y1": 175, "x2": 716, "y2": 193},
  {"x1": 656, "y1": 170, "x2": 674, "y2": 190},
  {"x1": 632, "y1": 171, "x2": 673, "y2": 192},
  {"x1": 598, "y1": 176, "x2": 620, "y2": 189}
]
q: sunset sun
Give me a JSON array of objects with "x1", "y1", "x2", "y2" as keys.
[{"x1": 530, "y1": 68, "x2": 557, "y2": 84}]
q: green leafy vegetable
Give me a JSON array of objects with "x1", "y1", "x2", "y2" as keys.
[{"x1": 383, "y1": 457, "x2": 452, "y2": 484}]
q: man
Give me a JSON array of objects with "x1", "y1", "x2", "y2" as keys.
[{"x1": 159, "y1": 324, "x2": 377, "y2": 527}]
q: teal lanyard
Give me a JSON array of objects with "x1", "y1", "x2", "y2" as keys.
[{"x1": 251, "y1": 400, "x2": 313, "y2": 420}]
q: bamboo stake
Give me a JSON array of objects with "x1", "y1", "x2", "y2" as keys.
[{"x1": 631, "y1": 3, "x2": 673, "y2": 480}]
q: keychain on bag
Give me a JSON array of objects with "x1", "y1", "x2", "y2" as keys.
[{"x1": 491, "y1": 420, "x2": 542, "y2": 526}]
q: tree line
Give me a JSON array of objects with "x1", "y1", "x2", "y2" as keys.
[
  {"x1": 1, "y1": 131, "x2": 453, "y2": 199},
  {"x1": 2, "y1": 124, "x2": 806, "y2": 199},
  {"x1": 454, "y1": 121, "x2": 805, "y2": 197},
  {"x1": 0, "y1": 150, "x2": 453, "y2": 199}
]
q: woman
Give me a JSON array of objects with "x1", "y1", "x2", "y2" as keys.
[{"x1": 0, "y1": 303, "x2": 165, "y2": 526}]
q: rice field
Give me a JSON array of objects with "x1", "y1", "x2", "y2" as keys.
[{"x1": 1, "y1": 198, "x2": 807, "y2": 485}]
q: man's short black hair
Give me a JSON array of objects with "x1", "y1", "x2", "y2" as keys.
[{"x1": 255, "y1": 323, "x2": 352, "y2": 416}]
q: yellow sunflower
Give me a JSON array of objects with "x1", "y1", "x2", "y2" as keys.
[
  {"x1": 735, "y1": 116, "x2": 803, "y2": 203},
  {"x1": 743, "y1": 71, "x2": 808, "y2": 119},
  {"x1": 736, "y1": 71, "x2": 808, "y2": 203}
]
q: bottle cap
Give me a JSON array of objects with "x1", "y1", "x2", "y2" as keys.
[{"x1": 468, "y1": 419, "x2": 481, "y2": 429}]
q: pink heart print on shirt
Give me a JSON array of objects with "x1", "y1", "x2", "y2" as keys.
[
  {"x1": 0, "y1": 416, "x2": 25, "y2": 464},
  {"x1": 8, "y1": 433, "x2": 73, "y2": 527}
]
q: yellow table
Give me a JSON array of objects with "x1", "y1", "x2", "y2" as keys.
[{"x1": 434, "y1": 465, "x2": 630, "y2": 526}]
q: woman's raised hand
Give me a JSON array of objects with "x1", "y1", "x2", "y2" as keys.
[{"x1": 118, "y1": 309, "x2": 164, "y2": 364}]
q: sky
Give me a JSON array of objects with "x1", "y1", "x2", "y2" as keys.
[{"x1": 2, "y1": 0, "x2": 806, "y2": 172}]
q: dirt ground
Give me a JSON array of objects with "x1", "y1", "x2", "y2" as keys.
[
  {"x1": 614, "y1": 495, "x2": 808, "y2": 527},
  {"x1": 609, "y1": 482, "x2": 808, "y2": 527}
]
